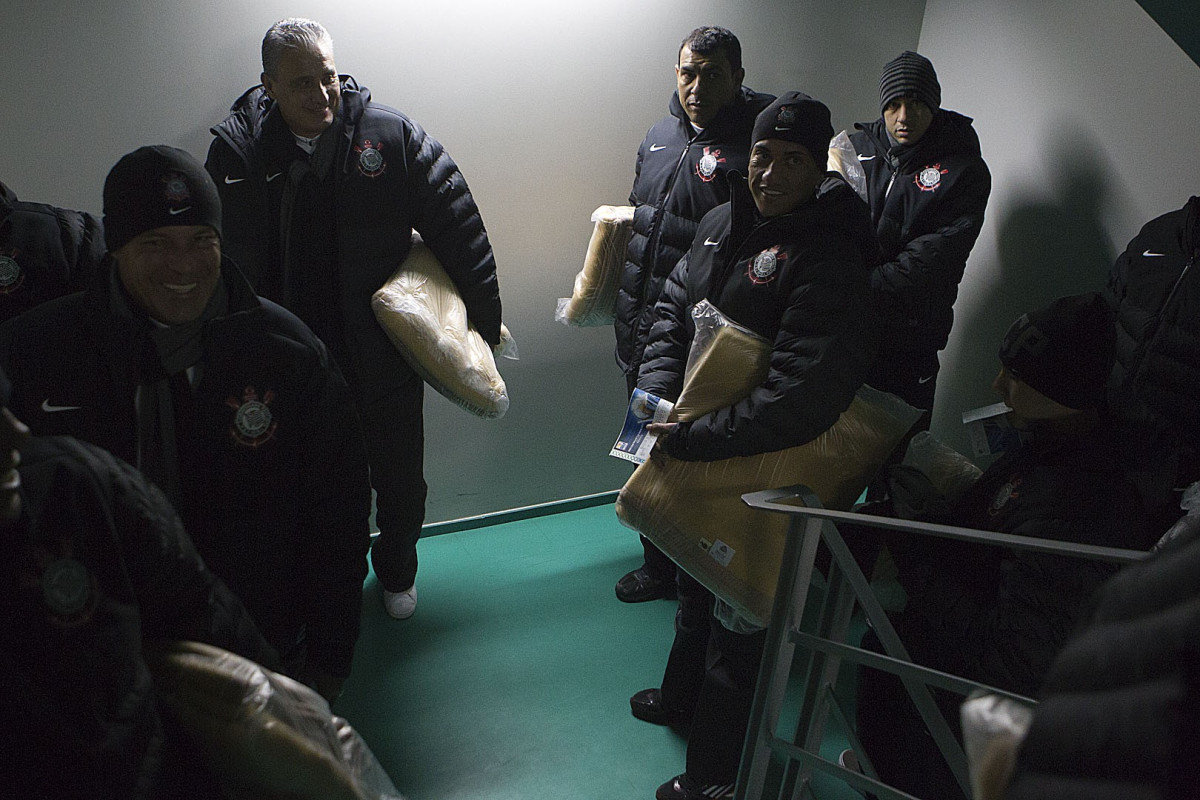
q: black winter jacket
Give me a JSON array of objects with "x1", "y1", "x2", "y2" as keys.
[
  {"x1": 1005, "y1": 511, "x2": 1200, "y2": 800},
  {"x1": 851, "y1": 111, "x2": 990, "y2": 356},
  {"x1": 0, "y1": 262, "x2": 371, "y2": 680},
  {"x1": 638, "y1": 174, "x2": 877, "y2": 461},
  {"x1": 0, "y1": 181, "x2": 105, "y2": 324},
  {"x1": 615, "y1": 87, "x2": 774, "y2": 380},
  {"x1": 1, "y1": 435, "x2": 275, "y2": 799},
  {"x1": 1106, "y1": 196, "x2": 1200, "y2": 454},
  {"x1": 883, "y1": 418, "x2": 1153, "y2": 699},
  {"x1": 206, "y1": 76, "x2": 502, "y2": 386}
]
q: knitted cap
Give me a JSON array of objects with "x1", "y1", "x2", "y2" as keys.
[
  {"x1": 998, "y1": 292, "x2": 1116, "y2": 410},
  {"x1": 751, "y1": 91, "x2": 833, "y2": 167},
  {"x1": 103, "y1": 145, "x2": 221, "y2": 253},
  {"x1": 879, "y1": 51, "x2": 941, "y2": 114}
]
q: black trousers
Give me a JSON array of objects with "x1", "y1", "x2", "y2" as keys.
[{"x1": 661, "y1": 571, "x2": 768, "y2": 785}]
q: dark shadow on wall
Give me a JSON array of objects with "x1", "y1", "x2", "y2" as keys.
[{"x1": 935, "y1": 124, "x2": 1127, "y2": 454}]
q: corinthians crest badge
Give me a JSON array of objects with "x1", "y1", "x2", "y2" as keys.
[
  {"x1": 915, "y1": 163, "x2": 949, "y2": 192},
  {"x1": 695, "y1": 146, "x2": 725, "y2": 183},
  {"x1": 749, "y1": 245, "x2": 785, "y2": 284},
  {"x1": 0, "y1": 253, "x2": 23, "y2": 294},
  {"x1": 355, "y1": 139, "x2": 386, "y2": 177},
  {"x1": 227, "y1": 386, "x2": 278, "y2": 447}
]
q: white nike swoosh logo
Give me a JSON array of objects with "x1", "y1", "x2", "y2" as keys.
[
  {"x1": 224, "y1": 175, "x2": 245, "y2": 184},
  {"x1": 266, "y1": 172, "x2": 282, "y2": 182},
  {"x1": 42, "y1": 399, "x2": 82, "y2": 413},
  {"x1": 704, "y1": 238, "x2": 720, "y2": 246},
  {"x1": 649, "y1": 144, "x2": 666, "y2": 152},
  {"x1": 857, "y1": 154, "x2": 876, "y2": 161},
  {"x1": 168, "y1": 206, "x2": 192, "y2": 215},
  {"x1": 917, "y1": 375, "x2": 934, "y2": 384},
  {"x1": 1142, "y1": 250, "x2": 1166, "y2": 257}
]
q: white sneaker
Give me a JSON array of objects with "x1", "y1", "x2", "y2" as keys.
[{"x1": 383, "y1": 585, "x2": 417, "y2": 620}]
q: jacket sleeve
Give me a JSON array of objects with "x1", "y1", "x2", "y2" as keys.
[
  {"x1": 294, "y1": 344, "x2": 372, "y2": 679},
  {"x1": 56, "y1": 207, "x2": 106, "y2": 292},
  {"x1": 83, "y1": 440, "x2": 280, "y2": 669},
  {"x1": 662, "y1": 243, "x2": 876, "y2": 462},
  {"x1": 405, "y1": 123, "x2": 503, "y2": 346},
  {"x1": 870, "y1": 159, "x2": 991, "y2": 318},
  {"x1": 636, "y1": 252, "x2": 693, "y2": 403}
]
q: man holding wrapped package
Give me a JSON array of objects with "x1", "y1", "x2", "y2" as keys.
[
  {"x1": 612, "y1": 26, "x2": 774, "y2": 604},
  {"x1": 633, "y1": 92, "x2": 877, "y2": 800},
  {"x1": 0, "y1": 145, "x2": 370, "y2": 703},
  {"x1": 206, "y1": 18, "x2": 502, "y2": 620}
]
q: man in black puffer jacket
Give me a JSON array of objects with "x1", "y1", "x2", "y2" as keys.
[
  {"x1": 0, "y1": 180, "x2": 106, "y2": 323},
  {"x1": 0, "y1": 366, "x2": 277, "y2": 799},
  {"x1": 1105, "y1": 195, "x2": 1200, "y2": 532},
  {"x1": 0, "y1": 145, "x2": 371, "y2": 704},
  {"x1": 206, "y1": 18, "x2": 502, "y2": 621},
  {"x1": 613, "y1": 25, "x2": 774, "y2": 603},
  {"x1": 851, "y1": 51, "x2": 991, "y2": 421},
  {"x1": 632, "y1": 92, "x2": 877, "y2": 800}
]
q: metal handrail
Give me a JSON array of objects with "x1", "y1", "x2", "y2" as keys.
[{"x1": 734, "y1": 484, "x2": 1149, "y2": 800}]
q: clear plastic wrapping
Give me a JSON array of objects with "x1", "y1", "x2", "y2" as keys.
[
  {"x1": 828, "y1": 130, "x2": 867, "y2": 202},
  {"x1": 615, "y1": 301, "x2": 921, "y2": 626},
  {"x1": 147, "y1": 640, "x2": 406, "y2": 800},
  {"x1": 555, "y1": 204, "x2": 634, "y2": 326},
  {"x1": 371, "y1": 237, "x2": 512, "y2": 419},
  {"x1": 901, "y1": 431, "x2": 983, "y2": 502},
  {"x1": 960, "y1": 690, "x2": 1034, "y2": 800}
]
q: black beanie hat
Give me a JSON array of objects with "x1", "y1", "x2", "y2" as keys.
[
  {"x1": 103, "y1": 145, "x2": 221, "y2": 253},
  {"x1": 879, "y1": 51, "x2": 941, "y2": 114},
  {"x1": 998, "y1": 292, "x2": 1116, "y2": 410},
  {"x1": 751, "y1": 91, "x2": 833, "y2": 168}
]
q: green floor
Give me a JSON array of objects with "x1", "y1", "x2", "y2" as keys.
[{"x1": 335, "y1": 502, "x2": 863, "y2": 800}]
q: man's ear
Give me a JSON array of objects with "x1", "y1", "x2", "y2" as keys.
[
  {"x1": 260, "y1": 72, "x2": 274, "y2": 98},
  {"x1": 733, "y1": 67, "x2": 746, "y2": 87}
]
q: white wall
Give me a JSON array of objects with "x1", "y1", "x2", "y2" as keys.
[
  {"x1": 918, "y1": 0, "x2": 1200, "y2": 461},
  {"x1": 1, "y1": 0, "x2": 925, "y2": 522}
]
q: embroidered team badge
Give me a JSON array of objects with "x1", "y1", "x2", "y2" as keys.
[
  {"x1": 162, "y1": 171, "x2": 192, "y2": 204},
  {"x1": 227, "y1": 386, "x2": 278, "y2": 447},
  {"x1": 914, "y1": 163, "x2": 949, "y2": 192},
  {"x1": 695, "y1": 146, "x2": 726, "y2": 182},
  {"x1": 988, "y1": 474, "x2": 1022, "y2": 517},
  {"x1": 748, "y1": 245, "x2": 786, "y2": 284},
  {"x1": 0, "y1": 251, "x2": 24, "y2": 295},
  {"x1": 355, "y1": 139, "x2": 386, "y2": 177},
  {"x1": 776, "y1": 105, "x2": 797, "y2": 127},
  {"x1": 20, "y1": 538, "x2": 98, "y2": 628}
]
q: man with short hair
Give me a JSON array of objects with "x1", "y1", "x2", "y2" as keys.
[
  {"x1": 851, "y1": 50, "x2": 991, "y2": 422},
  {"x1": 0, "y1": 180, "x2": 106, "y2": 323},
  {"x1": 206, "y1": 18, "x2": 503, "y2": 620},
  {"x1": 0, "y1": 145, "x2": 371, "y2": 703},
  {"x1": 635, "y1": 91, "x2": 877, "y2": 800},
  {"x1": 613, "y1": 25, "x2": 774, "y2": 604}
]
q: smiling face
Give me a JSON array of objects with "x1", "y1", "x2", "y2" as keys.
[
  {"x1": 114, "y1": 225, "x2": 221, "y2": 325},
  {"x1": 675, "y1": 45, "x2": 743, "y2": 128},
  {"x1": 747, "y1": 139, "x2": 823, "y2": 218},
  {"x1": 883, "y1": 96, "x2": 935, "y2": 145},
  {"x1": 262, "y1": 40, "x2": 340, "y2": 138}
]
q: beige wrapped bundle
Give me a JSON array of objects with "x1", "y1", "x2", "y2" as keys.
[
  {"x1": 146, "y1": 641, "x2": 406, "y2": 800},
  {"x1": 556, "y1": 204, "x2": 634, "y2": 326},
  {"x1": 616, "y1": 305, "x2": 919, "y2": 626},
  {"x1": 372, "y1": 238, "x2": 510, "y2": 419}
]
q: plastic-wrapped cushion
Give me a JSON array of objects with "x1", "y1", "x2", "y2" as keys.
[
  {"x1": 902, "y1": 431, "x2": 983, "y2": 502},
  {"x1": 616, "y1": 303, "x2": 920, "y2": 626},
  {"x1": 555, "y1": 205, "x2": 634, "y2": 326},
  {"x1": 146, "y1": 640, "x2": 406, "y2": 800},
  {"x1": 371, "y1": 239, "x2": 509, "y2": 419},
  {"x1": 828, "y1": 130, "x2": 867, "y2": 202}
]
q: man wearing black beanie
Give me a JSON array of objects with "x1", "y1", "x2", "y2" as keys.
[
  {"x1": 632, "y1": 91, "x2": 878, "y2": 800},
  {"x1": 0, "y1": 145, "x2": 372, "y2": 704},
  {"x1": 849, "y1": 292, "x2": 1156, "y2": 799},
  {"x1": 851, "y1": 51, "x2": 991, "y2": 432}
]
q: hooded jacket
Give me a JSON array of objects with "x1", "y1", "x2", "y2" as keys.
[
  {"x1": 850, "y1": 110, "x2": 990, "y2": 356},
  {"x1": 615, "y1": 86, "x2": 775, "y2": 381},
  {"x1": 638, "y1": 174, "x2": 877, "y2": 461},
  {"x1": 206, "y1": 76, "x2": 502, "y2": 386},
  {"x1": 0, "y1": 261, "x2": 371, "y2": 680},
  {"x1": 0, "y1": 181, "x2": 105, "y2": 324}
]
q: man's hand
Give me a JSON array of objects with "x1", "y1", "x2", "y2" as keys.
[{"x1": 645, "y1": 422, "x2": 677, "y2": 467}]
